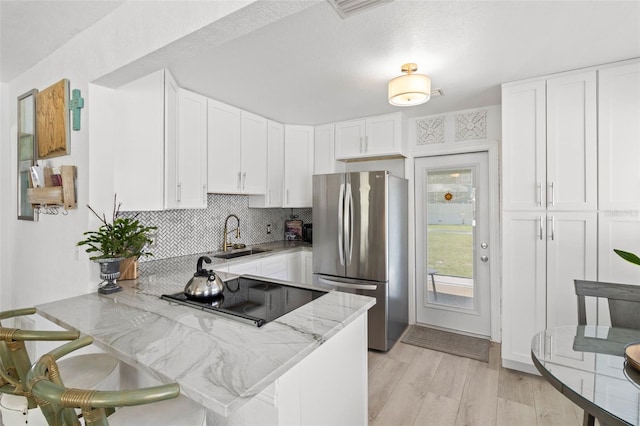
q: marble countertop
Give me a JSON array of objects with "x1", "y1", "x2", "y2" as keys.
[{"x1": 36, "y1": 242, "x2": 375, "y2": 417}]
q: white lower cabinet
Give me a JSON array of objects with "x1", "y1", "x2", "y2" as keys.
[
  {"x1": 205, "y1": 313, "x2": 368, "y2": 425},
  {"x1": 501, "y1": 212, "x2": 596, "y2": 371}
]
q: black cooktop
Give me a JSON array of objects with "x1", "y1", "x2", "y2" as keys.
[{"x1": 161, "y1": 276, "x2": 326, "y2": 327}]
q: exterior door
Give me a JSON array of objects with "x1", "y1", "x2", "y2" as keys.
[{"x1": 415, "y1": 152, "x2": 491, "y2": 337}]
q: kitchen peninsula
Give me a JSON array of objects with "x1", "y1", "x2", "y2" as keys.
[{"x1": 36, "y1": 245, "x2": 374, "y2": 425}]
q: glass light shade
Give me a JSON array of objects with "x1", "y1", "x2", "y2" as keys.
[{"x1": 388, "y1": 73, "x2": 431, "y2": 106}]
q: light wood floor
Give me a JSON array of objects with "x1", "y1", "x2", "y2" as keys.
[{"x1": 368, "y1": 339, "x2": 585, "y2": 426}]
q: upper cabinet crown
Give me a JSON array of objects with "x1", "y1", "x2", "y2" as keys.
[
  {"x1": 207, "y1": 99, "x2": 267, "y2": 194},
  {"x1": 115, "y1": 69, "x2": 207, "y2": 211},
  {"x1": 502, "y1": 71, "x2": 597, "y2": 211},
  {"x1": 334, "y1": 112, "x2": 406, "y2": 160}
]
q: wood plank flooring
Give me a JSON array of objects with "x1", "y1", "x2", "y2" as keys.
[{"x1": 368, "y1": 339, "x2": 584, "y2": 426}]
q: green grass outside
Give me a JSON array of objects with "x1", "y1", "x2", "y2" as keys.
[{"x1": 427, "y1": 224, "x2": 473, "y2": 278}]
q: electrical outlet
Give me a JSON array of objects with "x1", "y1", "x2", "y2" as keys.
[{"x1": 267, "y1": 224, "x2": 271, "y2": 234}]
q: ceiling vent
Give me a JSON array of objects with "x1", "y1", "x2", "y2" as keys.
[
  {"x1": 431, "y1": 88, "x2": 445, "y2": 97},
  {"x1": 327, "y1": 0, "x2": 393, "y2": 19}
]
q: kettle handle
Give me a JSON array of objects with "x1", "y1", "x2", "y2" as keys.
[{"x1": 196, "y1": 256, "x2": 212, "y2": 273}]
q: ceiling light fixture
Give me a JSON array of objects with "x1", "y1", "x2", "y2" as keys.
[{"x1": 388, "y1": 63, "x2": 431, "y2": 107}]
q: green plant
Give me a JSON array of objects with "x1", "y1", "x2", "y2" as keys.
[
  {"x1": 77, "y1": 196, "x2": 157, "y2": 261},
  {"x1": 614, "y1": 249, "x2": 640, "y2": 266}
]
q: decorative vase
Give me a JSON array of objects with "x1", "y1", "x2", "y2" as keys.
[
  {"x1": 119, "y1": 257, "x2": 139, "y2": 280},
  {"x1": 97, "y1": 258, "x2": 123, "y2": 294}
]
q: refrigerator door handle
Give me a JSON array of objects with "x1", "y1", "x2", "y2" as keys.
[
  {"x1": 345, "y1": 182, "x2": 354, "y2": 265},
  {"x1": 318, "y1": 277, "x2": 377, "y2": 291},
  {"x1": 338, "y1": 183, "x2": 345, "y2": 266}
]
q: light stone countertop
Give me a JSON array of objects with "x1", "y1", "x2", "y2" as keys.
[{"x1": 36, "y1": 242, "x2": 375, "y2": 417}]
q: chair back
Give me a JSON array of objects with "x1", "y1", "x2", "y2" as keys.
[
  {"x1": 26, "y1": 336, "x2": 181, "y2": 426},
  {"x1": 574, "y1": 279, "x2": 640, "y2": 329},
  {"x1": 0, "y1": 308, "x2": 79, "y2": 409}
]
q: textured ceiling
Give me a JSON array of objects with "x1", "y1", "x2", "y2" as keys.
[{"x1": 2, "y1": 1, "x2": 639, "y2": 125}]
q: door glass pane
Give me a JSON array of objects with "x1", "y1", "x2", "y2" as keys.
[{"x1": 425, "y1": 168, "x2": 474, "y2": 310}]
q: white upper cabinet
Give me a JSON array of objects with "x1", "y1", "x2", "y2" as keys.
[
  {"x1": 249, "y1": 120, "x2": 284, "y2": 208},
  {"x1": 176, "y1": 88, "x2": 208, "y2": 209},
  {"x1": 598, "y1": 62, "x2": 640, "y2": 211},
  {"x1": 334, "y1": 113, "x2": 405, "y2": 160},
  {"x1": 314, "y1": 124, "x2": 338, "y2": 174},
  {"x1": 546, "y1": 71, "x2": 597, "y2": 211},
  {"x1": 502, "y1": 71, "x2": 597, "y2": 211},
  {"x1": 207, "y1": 99, "x2": 241, "y2": 193},
  {"x1": 115, "y1": 69, "x2": 205, "y2": 211},
  {"x1": 240, "y1": 111, "x2": 267, "y2": 194},
  {"x1": 207, "y1": 99, "x2": 266, "y2": 194},
  {"x1": 284, "y1": 125, "x2": 314, "y2": 207}
]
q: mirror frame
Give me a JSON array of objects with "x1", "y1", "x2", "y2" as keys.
[{"x1": 17, "y1": 89, "x2": 38, "y2": 221}]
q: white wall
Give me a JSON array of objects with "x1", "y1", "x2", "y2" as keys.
[
  {"x1": 0, "y1": 82, "x2": 8, "y2": 310},
  {"x1": 0, "y1": 1, "x2": 277, "y2": 309}
]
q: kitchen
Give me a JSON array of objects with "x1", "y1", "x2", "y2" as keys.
[{"x1": 1, "y1": 1, "x2": 640, "y2": 425}]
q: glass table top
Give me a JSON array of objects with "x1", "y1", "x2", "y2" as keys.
[{"x1": 531, "y1": 325, "x2": 640, "y2": 426}]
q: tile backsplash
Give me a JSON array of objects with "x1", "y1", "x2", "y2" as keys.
[{"x1": 122, "y1": 194, "x2": 311, "y2": 261}]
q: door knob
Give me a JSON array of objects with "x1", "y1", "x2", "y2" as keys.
[
  {"x1": 480, "y1": 242, "x2": 488, "y2": 249},
  {"x1": 480, "y1": 255, "x2": 489, "y2": 262}
]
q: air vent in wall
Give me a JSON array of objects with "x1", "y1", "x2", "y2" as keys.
[{"x1": 327, "y1": 0, "x2": 394, "y2": 19}]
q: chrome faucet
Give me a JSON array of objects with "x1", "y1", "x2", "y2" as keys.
[{"x1": 222, "y1": 214, "x2": 240, "y2": 252}]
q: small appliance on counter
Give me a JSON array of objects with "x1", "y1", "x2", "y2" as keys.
[
  {"x1": 284, "y1": 217, "x2": 303, "y2": 241},
  {"x1": 302, "y1": 223, "x2": 313, "y2": 244}
]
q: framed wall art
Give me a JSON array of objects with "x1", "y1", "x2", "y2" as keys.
[{"x1": 36, "y1": 78, "x2": 70, "y2": 159}]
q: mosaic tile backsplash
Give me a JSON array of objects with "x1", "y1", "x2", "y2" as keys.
[{"x1": 121, "y1": 194, "x2": 311, "y2": 261}]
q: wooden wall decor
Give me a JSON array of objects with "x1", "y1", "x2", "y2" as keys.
[{"x1": 36, "y1": 79, "x2": 70, "y2": 159}]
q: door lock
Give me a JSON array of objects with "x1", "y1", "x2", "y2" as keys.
[{"x1": 480, "y1": 255, "x2": 489, "y2": 262}]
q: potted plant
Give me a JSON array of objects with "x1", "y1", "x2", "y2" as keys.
[{"x1": 77, "y1": 195, "x2": 156, "y2": 294}]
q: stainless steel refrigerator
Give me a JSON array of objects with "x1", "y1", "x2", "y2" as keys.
[{"x1": 313, "y1": 171, "x2": 408, "y2": 351}]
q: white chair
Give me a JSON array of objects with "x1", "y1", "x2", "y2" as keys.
[{"x1": 26, "y1": 336, "x2": 206, "y2": 426}]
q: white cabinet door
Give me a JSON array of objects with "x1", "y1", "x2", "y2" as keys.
[
  {"x1": 164, "y1": 71, "x2": 179, "y2": 210},
  {"x1": 115, "y1": 69, "x2": 167, "y2": 211},
  {"x1": 365, "y1": 113, "x2": 404, "y2": 157},
  {"x1": 314, "y1": 124, "x2": 337, "y2": 174},
  {"x1": 302, "y1": 251, "x2": 313, "y2": 285},
  {"x1": 177, "y1": 88, "x2": 207, "y2": 209},
  {"x1": 249, "y1": 120, "x2": 284, "y2": 207},
  {"x1": 546, "y1": 212, "x2": 597, "y2": 328},
  {"x1": 501, "y1": 80, "x2": 547, "y2": 211},
  {"x1": 228, "y1": 259, "x2": 261, "y2": 276},
  {"x1": 207, "y1": 99, "x2": 241, "y2": 193},
  {"x1": 261, "y1": 254, "x2": 289, "y2": 280},
  {"x1": 501, "y1": 212, "x2": 546, "y2": 368},
  {"x1": 335, "y1": 113, "x2": 405, "y2": 160},
  {"x1": 546, "y1": 71, "x2": 597, "y2": 211},
  {"x1": 599, "y1": 62, "x2": 640, "y2": 211},
  {"x1": 334, "y1": 119, "x2": 365, "y2": 159},
  {"x1": 240, "y1": 111, "x2": 267, "y2": 194},
  {"x1": 284, "y1": 125, "x2": 314, "y2": 207}
]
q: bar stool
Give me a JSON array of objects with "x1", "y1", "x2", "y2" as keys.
[
  {"x1": 1, "y1": 308, "x2": 119, "y2": 423},
  {"x1": 26, "y1": 336, "x2": 206, "y2": 426}
]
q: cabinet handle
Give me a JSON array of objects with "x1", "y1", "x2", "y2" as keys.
[
  {"x1": 242, "y1": 172, "x2": 247, "y2": 190},
  {"x1": 202, "y1": 185, "x2": 207, "y2": 205},
  {"x1": 548, "y1": 216, "x2": 555, "y2": 241},
  {"x1": 536, "y1": 182, "x2": 542, "y2": 207},
  {"x1": 286, "y1": 189, "x2": 290, "y2": 205},
  {"x1": 177, "y1": 183, "x2": 182, "y2": 203},
  {"x1": 359, "y1": 137, "x2": 364, "y2": 154},
  {"x1": 548, "y1": 182, "x2": 555, "y2": 207},
  {"x1": 364, "y1": 136, "x2": 368, "y2": 153},
  {"x1": 237, "y1": 172, "x2": 241, "y2": 190},
  {"x1": 538, "y1": 216, "x2": 543, "y2": 240}
]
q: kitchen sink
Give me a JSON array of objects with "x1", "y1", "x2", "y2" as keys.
[{"x1": 213, "y1": 248, "x2": 271, "y2": 260}]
